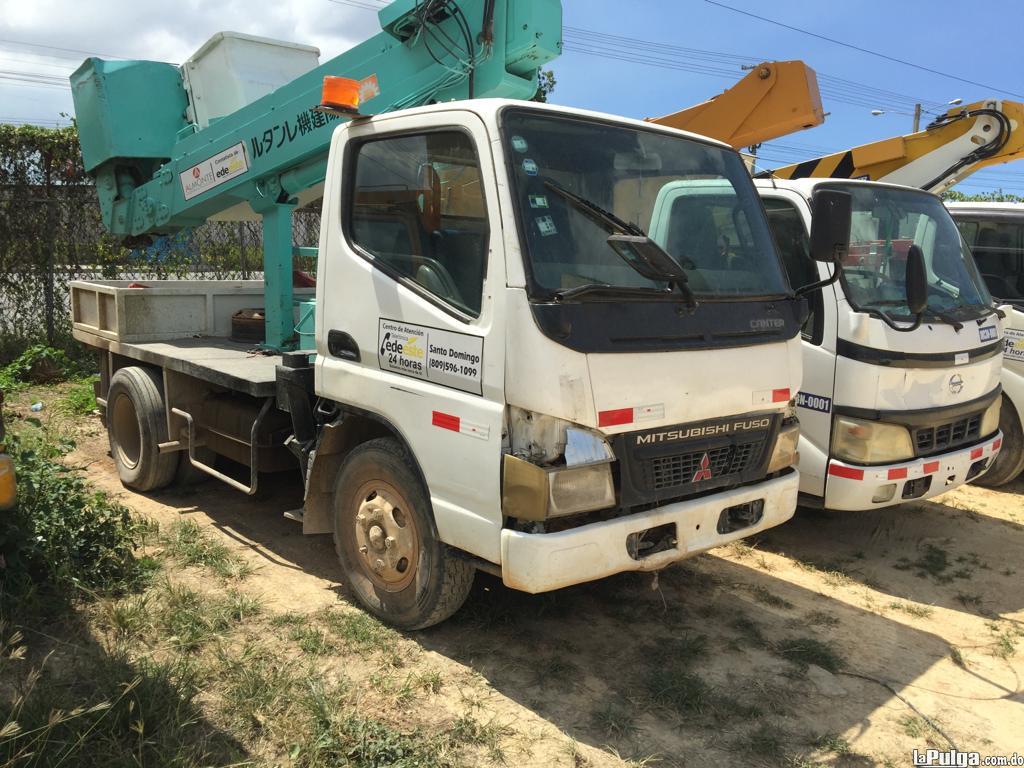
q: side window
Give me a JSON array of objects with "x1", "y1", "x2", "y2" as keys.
[
  {"x1": 762, "y1": 198, "x2": 823, "y2": 344},
  {"x1": 955, "y1": 219, "x2": 978, "y2": 247},
  {"x1": 348, "y1": 131, "x2": 489, "y2": 318}
]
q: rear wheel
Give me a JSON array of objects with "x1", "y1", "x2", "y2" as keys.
[
  {"x1": 106, "y1": 367, "x2": 177, "y2": 492},
  {"x1": 975, "y1": 395, "x2": 1024, "y2": 487},
  {"x1": 332, "y1": 438, "x2": 474, "y2": 629}
]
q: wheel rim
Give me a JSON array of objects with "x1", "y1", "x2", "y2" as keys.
[
  {"x1": 111, "y1": 392, "x2": 142, "y2": 470},
  {"x1": 352, "y1": 481, "x2": 420, "y2": 592}
]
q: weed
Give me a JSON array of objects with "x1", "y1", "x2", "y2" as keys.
[
  {"x1": 803, "y1": 610, "x2": 840, "y2": 628},
  {"x1": 731, "y1": 616, "x2": 766, "y2": 646},
  {"x1": 160, "y1": 519, "x2": 253, "y2": 580},
  {"x1": 290, "y1": 624, "x2": 337, "y2": 656},
  {"x1": 59, "y1": 376, "x2": 98, "y2": 415},
  {"x1": 896, "y1": 544, "x2": 962, "y2": 584},
  {"x1": 98, "y1": 593, "x2": 152, "y2": 641},
  {"x1": 749, "y1": 584, "x2": 794, "y2": 609},
  {"x1": 449, "y1": 714, "x2": 512, "y2": 761},
  {"x1": 950, "y1": 646, "x2": 967, "y2": 669},
  {"x1": 812, "y1": 732, "x2": 852, "y2": 754},
  {"x1": 0, "y1": 345, "x2": 76, "y2": 391},
  {"x1": 645, "y1": 667, "x2": 711, "y2": 714},
  {"x1": 155, "y1": 581, "x2": 250, "y2": 652},
  {"x1": 887, "y1": 601, "x2": 934, "y2": 619},
  {"x1": 993, "y1": 632, "x2": 1016, "y2": 660},
  {"x1": 217, "y1": 643, "x2": 303, "y2": 737},
  {"x1": 822, "y1": 570, "x2": 853, "y2": 588},
  {"x1": 956, "y1": 593, "x2": 983, "y2": 609},
  {"x1": 320, "y1": 608, "x2": 399, "y2": 655},
  {"x1": 730, "y1": 541, "x2": 755, "y2": 559},
  {"x1": 773, "y1": 637, "x2": 844, "y2": 673},
  {"x1": 591, "y1": 701, "x2": 639, "y2": 740},
  {"x1": 1, "y1": 432, "x2": 150, "y2": 612},
  {"x1": 735, "y1": 722, "x2": 786, "y2": 760},
  {"x1": 900, "y1": 715, "x2": 927, "y2": 739}
]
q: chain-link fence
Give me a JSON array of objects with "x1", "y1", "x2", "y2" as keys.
[
  {"x1": 0, "y1": 189, "x2": 320, "y2": 363},
  {"x1": 0, "y1": 124, "x2": 321, "y2": 364}
]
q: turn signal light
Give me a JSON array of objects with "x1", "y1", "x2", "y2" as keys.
[{"x1": 319, "y1": 76, "x2": 361, "y2": 115}]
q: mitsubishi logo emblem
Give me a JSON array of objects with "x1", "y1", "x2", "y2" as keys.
[
  {"x1": 693, "y1": 453, "x2": 713, "y2": 482},
  {"x1": 948, "y1": 374, "x2": 964, "y2": 395}
]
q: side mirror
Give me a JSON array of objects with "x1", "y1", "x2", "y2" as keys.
[
  {"x1": 906, "y1": 243, "x2": 928, "y2": 315},
  {"x1": 809, "y1": 189, "x2": 852, "y2": 263}
]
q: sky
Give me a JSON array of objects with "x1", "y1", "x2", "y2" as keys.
[{"x1": 1, "y1": 0, "x2": 1023, "y2": 196}]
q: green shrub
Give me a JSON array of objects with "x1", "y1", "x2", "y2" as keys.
[
  {"x1": 0, "y1": 345, "x2": 75, "y2": 392},
  {"x1": 0, "y1": 434, "x2": 151, "y2": 612}
]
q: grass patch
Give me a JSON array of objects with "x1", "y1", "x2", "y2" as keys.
[
  {"x1": 59, "y1": 375, "x2": 98, "y2": 415},
  {"x1": 773, "y1": 637, "x2": 844, "y2": 673},
  {"x1": 894, "y1": 544, "x2": 966, "y2": 584},
  {"x1": 645, "y1": 668, "x2": 712, "y2": 714},
  {"x1": 735, "y1": 722, "x2": 787, "y2": 761},
  {"x1": 591, "y1": 701, "x2": 639, "y2": 740},
  {"x1": 899, "y1": 714, "x2": 927, "y2": 739},
  {"x1": 160, "y1": 519, "x2": 253, "y2": 580},
  {"x1": 748, "y1": 584, "x2": 794, "y2": 609},
  {"x1": 155, "y1": 582, "x2": 259, "y2": 652},
  {"x1": 803, "y1": 610, "x2": 840, "y2": 628},
  {"x1": 887, "y1": 601, "x2": 934, "y2": 619},
  {"x1": 319, "y1": 608, "x2": 399, "y2": 655},
  {"x1": 812, "y1": 732, "x2": 852, "y2": 754}
]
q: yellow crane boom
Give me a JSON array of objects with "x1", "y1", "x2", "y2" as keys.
[
  {"x1": 759, "y1": 100, "x2": 1024, "y2": 193},
  {"x1": 646, "y1": 60, "x2": 825, "y2": 149}
]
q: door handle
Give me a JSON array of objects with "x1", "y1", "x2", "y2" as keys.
[{"x1": 327, "y1": 330, "x2": 361, "y2": 362}]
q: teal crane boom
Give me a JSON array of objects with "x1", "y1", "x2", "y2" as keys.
[{"x1": 71, "y1": 0, "x2": 562, "y2": 348}]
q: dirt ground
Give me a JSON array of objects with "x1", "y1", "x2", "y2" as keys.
[{"x1": 43, "y1": 406, "x2": 1024, "y2": 766}]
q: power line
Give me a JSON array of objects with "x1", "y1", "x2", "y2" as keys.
[
  {"x1": 0, "y1": 37, "x2": 125, "y2": 60},
  {"x1": 704, "y1": 0, "x2": 1024, "y2": 100}
]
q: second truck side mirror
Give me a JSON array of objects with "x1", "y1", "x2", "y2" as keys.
[
  {"x1": 809, "y1": 189, "x2": 852, "y2": 264},
  {"x1": 906, "y1": 244, "x2": 929, "y2": 316}
]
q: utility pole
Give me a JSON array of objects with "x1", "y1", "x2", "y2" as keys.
[{"x1": 913, "y1": 103, "x2": 921, "y2": 132}]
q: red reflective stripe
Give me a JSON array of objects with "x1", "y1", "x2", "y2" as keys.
[
  {"x1": 971, "y1": 447, "x2": 983, "y2": 460},
  {"x1": 828, "y1": 463, "x2": 864, "y2": 480},
  {"x1": 888, "y1": 467, "x2": 908, "y2": 480},
  {"x1": 598, "y1": 408, "x2": 634, "y2": 427},
  {"x1": 772, "y1": 388, "x2": 791, "y2": 403},
  {"x1": 923, "y1": 461, "x2": 940, "y2": 474},
  {"x1": 432, "y1": 411, "x2": 460, "y2": 432},
  {"x1": 993, "y1": 438, "x2": 1002, "y2": 451}
]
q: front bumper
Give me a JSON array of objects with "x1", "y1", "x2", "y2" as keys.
[
  {"x1": 824, "y1": 432, "x2": 1002, "y2": 511},
  {"x1": 499, "y1": 470, "x2": 799, "y2": 594}
]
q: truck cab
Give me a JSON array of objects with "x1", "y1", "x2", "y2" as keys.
[
  {"x1": 754, "y1": 178, "x2": 1003, "y2": 510},
  {"x1": 945, "y1": 200, "x2": 1024, "y2": 484}
]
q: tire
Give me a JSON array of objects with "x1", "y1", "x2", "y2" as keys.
[
  {"x1": 975, "y1": 394, "x2": 1024, "y2": 487},
  {"x1": 106, "y1": 367, "x2": 178, "y2": 492},
  {"x1": 332, "y1": 438, "x2": 474, "y2": 629}
]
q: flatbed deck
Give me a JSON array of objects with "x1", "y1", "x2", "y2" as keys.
[{"x1": 74, "y1": 332, "x2": 283, "y2": 397}]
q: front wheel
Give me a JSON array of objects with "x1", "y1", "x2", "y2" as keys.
[
  {"x1": 975, "y1": 395, "x2": 1024, "y2": 487},
  {"x1": 332, "y1": 438, "x2": 474, "y2": 629}
]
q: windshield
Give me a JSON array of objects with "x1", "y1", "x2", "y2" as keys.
[
  {"x1": 828, "y1": 183, "x2": 992, "y2": 319},
  {"x1": 502, "y1": 109, "x2": 789, "y2": 299},
  {"x1": 952, "y1": 213, "x2": 1024, "y2": 307}
]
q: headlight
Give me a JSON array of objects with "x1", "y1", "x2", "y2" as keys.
[
  {"x1": 767, "y1": 420, "x2": 800, "y2": 473},
  {"x1": 980, "y1": 398, "x2": 1001, "y2": 437},
  {"x1": 831, "y1": 416, "x2": 914, "y2": 464},
  {"x1": 502, "y1": 455, "x2": 615, "y2": 521}
]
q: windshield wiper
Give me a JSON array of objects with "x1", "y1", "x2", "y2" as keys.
[
  {"x1": 552, "y1": 283, "x2": 675, "y2": 302},
  {"x1": 543, "y1": 181, "x2": 698, "y2": 310},
  {"x1": 544, "y1": 181, "x2": 644, "y2": 236}
]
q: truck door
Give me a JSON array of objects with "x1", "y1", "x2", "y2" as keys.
[
  {"x1": 317, "y1": 110, "x2": 507, "y2": 563},
  {"x1": 761, "y1": 192, "x2": 839, "y2": 498}
]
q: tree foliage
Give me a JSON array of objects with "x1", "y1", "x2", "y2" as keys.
[
  {"x1": 531, "y1": 69, "x2": 556, "y2": 103},
  {"x1": 941, "y1": 189, "x2": 1024, "y2": 203}
]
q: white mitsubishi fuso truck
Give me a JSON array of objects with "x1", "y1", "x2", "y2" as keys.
[
  {"x1": 752, "y1": 178, "x2": 1005, "y2": 510},
  {"x1": 70, "y1": 101, "x2": 830, "y2": 628}
]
